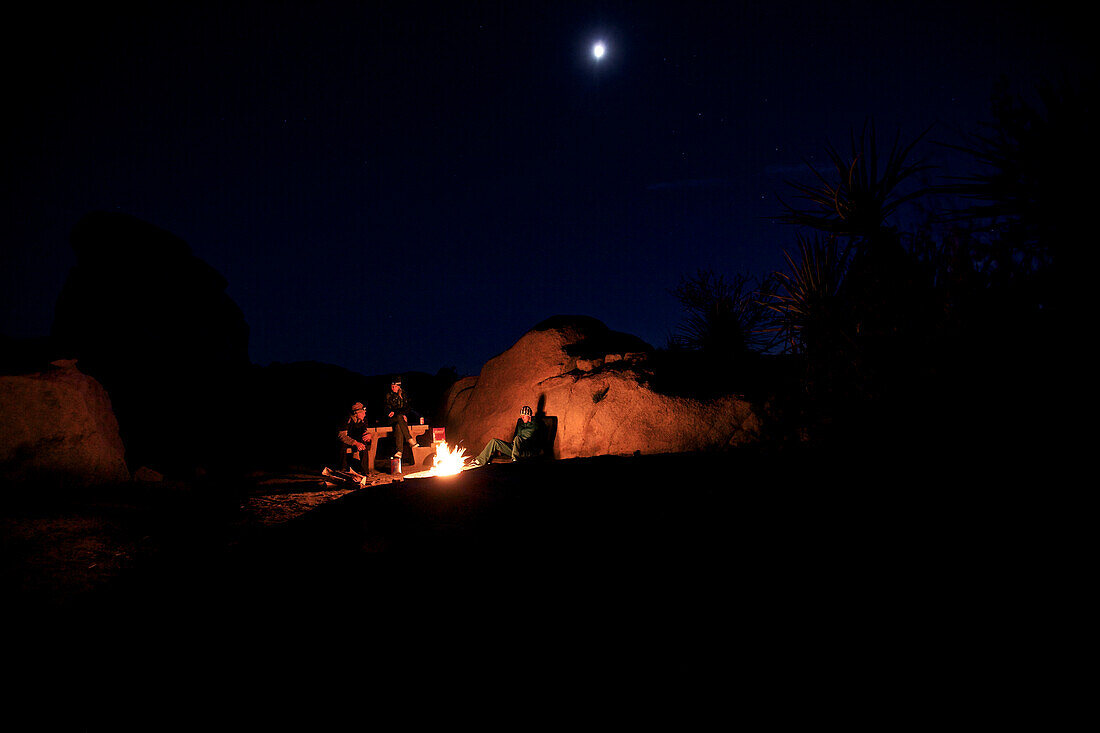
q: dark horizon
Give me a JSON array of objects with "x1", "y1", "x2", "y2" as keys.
[{"x1": 3, "y1": 1, "x2": 1084, "y2": 378}]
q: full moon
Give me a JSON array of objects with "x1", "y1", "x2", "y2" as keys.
[{"x1": 592, "y1": 42, "x2": 606, "y2": 60}]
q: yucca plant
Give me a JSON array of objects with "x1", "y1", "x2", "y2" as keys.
[
  {"x1": 760, "y1": 232, "x2": 874, "y2": 443},
  {"x1": 761, "y1": 233, "x2": 852, "y2": 356},
  {"x1": 670, "y1": 269, "x2": 775, "y2": 357},
  {"x1": 778, "y1": 121, "x2": 933, "y2": 245}
]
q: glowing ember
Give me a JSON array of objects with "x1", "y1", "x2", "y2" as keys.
[{"x1": 431, "y1": 441, "x2": 468, "y2": 476}]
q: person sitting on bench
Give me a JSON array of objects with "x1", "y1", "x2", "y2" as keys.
[
  {"x1": 338, "y1": 401, "x2": 372, "y2": 475},
  {"x1": 470, "y1": 405, "x2": 543, "y2": 467},
  {"x1": 385, "y1": 376, "x2": 422, "y2": 460}
]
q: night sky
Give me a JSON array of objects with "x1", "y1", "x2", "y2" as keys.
[{"x1": 3, "y1": 1, "x2": 1083, "y2": 378}]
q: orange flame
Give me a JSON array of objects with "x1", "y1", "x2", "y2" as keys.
[{"x1": 431, "y1": 441, "x2": 468, "y2": 476}]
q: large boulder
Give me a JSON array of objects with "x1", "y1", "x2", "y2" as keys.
[
  {"x1": 442, "y1": 316, "x2": 760, "y2": 459},
  {"x1": 0, "y1": 360, "x2": 129, "y2": 486},
  {"x1": 50, "y1": 212, "x2": 251, "y2": 471},
  {"x1": 52, "y1": 212, "x2": 250, "y2": 373}
]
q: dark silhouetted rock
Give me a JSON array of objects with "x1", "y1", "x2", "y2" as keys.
[
  {"x1": 51, "y1": 212, "x2": 251, "y2": 472},
  {"x1": 442, "y1": 316, "x2": 760, "y2": 459},
  {"x1": 0, "y1": 359, "x2": 129, "y2": 486},
  {"x1": 54, "y1": 212, "x2": 249, "y2": 371}
]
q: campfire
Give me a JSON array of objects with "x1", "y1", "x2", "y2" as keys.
[
  {"x1": 430, "y1": 441, "x2": 468, "y2": 476},
  {"x1": 402, "y1": 440, "x2": 473, "y2": 480}
]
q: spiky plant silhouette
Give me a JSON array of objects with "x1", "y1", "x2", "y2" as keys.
[
  {"x1": 778, "y1": 122, "x2": 933, "y2": 245},
  {"x1": 670, "y1": 269, "x2": 774, "y2": 357},
  {"x1": 761, "y1": 233, "x2": 851, "y2": 356},
  {"x1": 774, "y1": 123, "x2": 937, "y2": 350},
  {"x1": 660, "y1": 269, "x2": 777, "y2": 398},
  {"x1": 764, "y1": 124, "x2": 941, "y2": 445}
]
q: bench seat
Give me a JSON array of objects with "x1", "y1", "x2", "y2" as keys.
[{"x1": 362, "y1": 424, "x2": 437, "y2": 470}]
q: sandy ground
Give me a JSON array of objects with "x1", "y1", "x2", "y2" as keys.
[
  {"x1": 4, "y1": 446, "x2": 1009, "y2": 618},
  {"x1": 5, "y1": 453, "x2": 736, "y2": 609},
  {"x1": 2, "y1": 446, "x2": 1040, "y2": 730},
  {"x1": 2, "y1": 460, "x2": 423, "y2": 609}
]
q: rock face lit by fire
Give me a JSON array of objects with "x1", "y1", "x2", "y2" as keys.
[
  {"x1": 0, "y1": 360, "x2": 129, "y2": 486},
  {"x1": 442, "y1": 316, "x2": 760, "y2": 460}
]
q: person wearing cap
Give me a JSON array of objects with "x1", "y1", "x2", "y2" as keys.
[
  {"x1": 384, "y1": 377, "x2": 421, "y2": 460},
  {"x1": 338, "y1": 401, "x2": 372, "y2": 475},
  {"x1": 469, "y1": 405, "x2": 543, "y2": 467}
]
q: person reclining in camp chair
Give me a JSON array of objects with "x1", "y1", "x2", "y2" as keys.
[{"x1": 469, "y1": 405, "x2": 543, "y2": 467}]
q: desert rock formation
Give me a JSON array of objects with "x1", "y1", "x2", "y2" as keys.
[
  {"x1": 442, "y1": 316, "x2": 760, "y2": 459},
  {"x1": 50, "y1": 212, "x2": 251, "y2": 470},
  {"x1": 0, "y1": 360, "x2": 129, "y2": 486}
]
